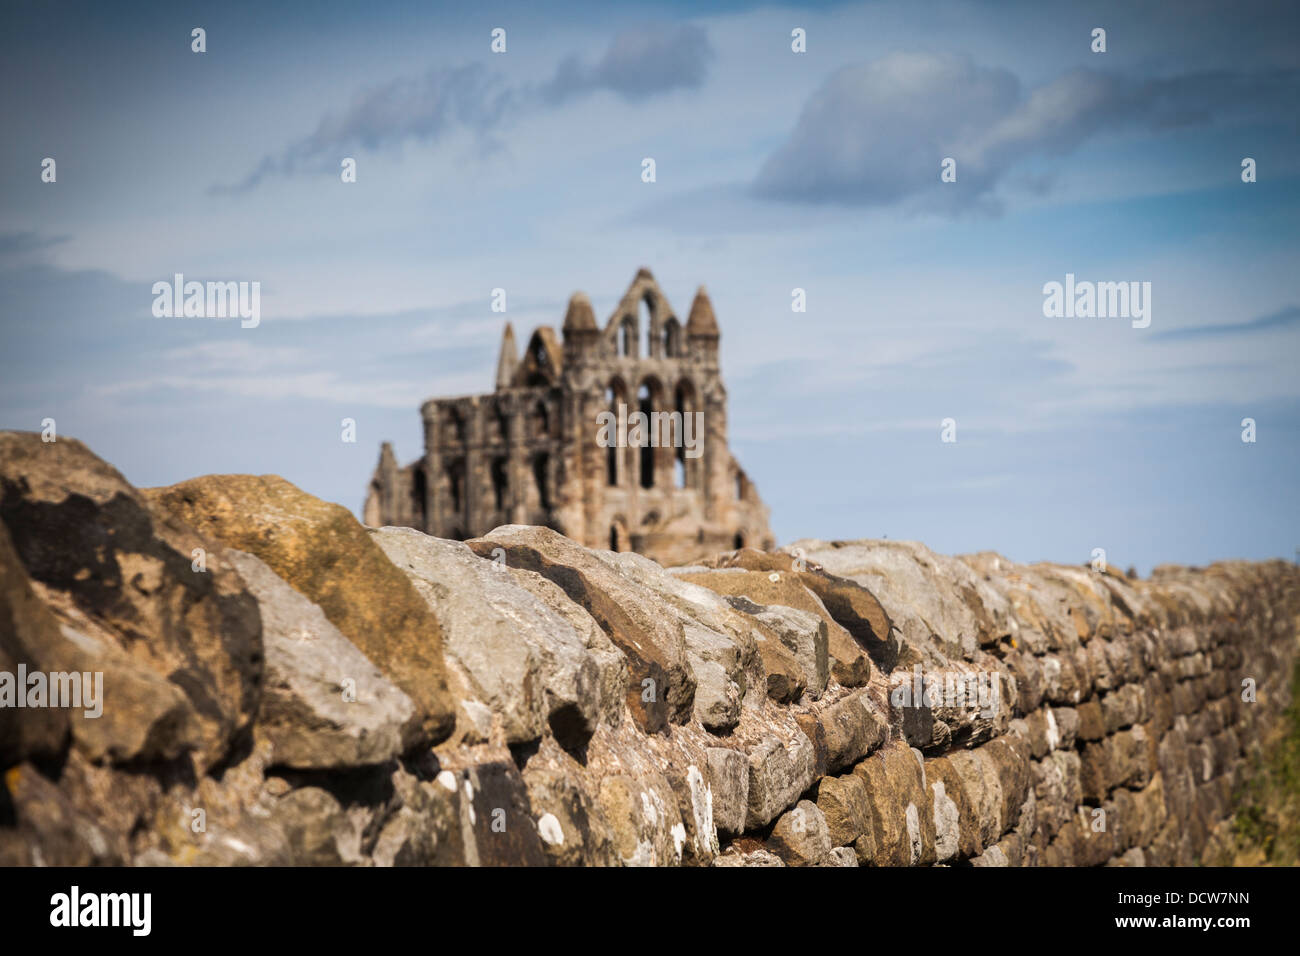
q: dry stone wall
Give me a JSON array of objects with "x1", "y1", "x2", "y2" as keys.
[
  {"x1": 786, "y1": 541, "x2": 1300, "y2": 866},
  {"x1": 2, "y1": 430, "x2": 1297, "y2": 866}
]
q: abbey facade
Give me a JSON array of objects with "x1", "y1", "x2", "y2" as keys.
[{"x1": 364, "y1": 269, "x2": 772, "y2": 567}]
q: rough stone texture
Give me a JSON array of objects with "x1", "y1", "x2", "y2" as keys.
[
  {"x1": 766, "y1": 799, "x2": 832, "y2": 866},
  {"x1": 744, "y1": 731, "x2": 817, "y2": 830},
  {"x1": 143, "y1": 473, "x2": 453, "y2": 747},
  {"x1": 372, "y1": 528, "x2": 621, "y2": 747},
  {"x1": 0, "y1": 433, "x2": 262, "y2": 773},
  {"x1": 3, "y1": 432, "x2": 1299, "y2": 867},
  {"x1": 814, "y1": 772, "x2": 871, "y2": 847},
  {"x1": 727, "y1": 597, "x2": 829, "y2": 701},
  {"x1": 674, "y1": 559, "x2": 879, "y2": 687},
  {"x1": 706, "y1": 747, "x2": 750, "y2": 837},
  {"x1": 466, "y1": 525, "x2": 696, "y2": 733},
  {"x1": 853, "y1": 741, "x2": 937, "y2": 865},
  {"x1": 223, "y1": 549, "x2": 414, "y2": 770},
  {"x1": 814, "y1": 688, "x2": 889, "y2": 772},
  {"x1": 712, "y1": 846, "x2": 784, "y2": 866},
  {"x1": 593, "y1": 549, "x2": 766, "y2": 730},
  {"x1": 1, "y1": 523, "x2": 71, "y2": 765}
]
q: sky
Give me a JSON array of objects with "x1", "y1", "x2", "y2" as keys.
[{"x1": 2, "y1": 0, "x2": 1298, "y2": 574}]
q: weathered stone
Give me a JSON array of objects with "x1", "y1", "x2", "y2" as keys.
[
  {"x1": 1033, "y1": 750, "x2": 1083, "y2": 842},
  {"x1": 1101, "y1": 683, "x2": 1145, "y2": 733},
  {"x1": 5, "y1": 430, "x2": 1300, "y2": 869},
  {"x1": 673, "y1": 564, "x2": 873, "y2": 686},
  {"x1": 371, "y1": 765, "x2": 463, "y2": 866},
  {"x1": 926, "y1": 755, "x2": 980, "y2": 858},
  {"x1": 595, "y1": 550, "x2": 767, "y2": 727},
  {"x1": 712, "y1": 846, "x2": 785, "y2": 866},
  {"x1": 596, "y1": 772, "x2": 686, "y2": 866},
  {"x1": 1003, "y1": 649, "x2": 1045, "y2": 713},
  {"x1": 0, "y1": 433, "x2": 263, "y2": 771},
  {"x1": 983, "y1": 735, "x2": 1031, "y2": 832},
  {"x1": 755, "y1": 634, "x2": 807, "y2": 704},
  {"x1": 745, "y1": 731, "x2": 816, "y2": 829},
  {"x1": 373, "y1": 529, "x2": 621, "y2": 747},
  {"x1": 930, "y1": 776, "x2": 961, "y2": 863},
  {"x1": 1076, "y1": 699, "x2": 1106, "y2": 741},
  {"x1": 816, "y1": 689, "x2": 888, "y2": 772},
  {"x1": 852, "y1": 826, "x2": 878, "y2": 865},
  {"x1": 767, "y1": 799, "x2": 832, "y2": 866},
  {"x1": 225, "y1": 549, "x2": 414, "y2": 769},
  {"x1": 945, "y1": 748, "x2": 1003, "y2": 852},
  {"x1": 727, "y1": 596, "x2": 829, "y2": 700},
  {"x1": 698, "y1": 549, "x2": 899, "y2": 666},
  {"x1": 467, "y1": 526, "x2": 695, "y2": 732},
  {"x1": 276, "y1": 786, "x2": 362, "y2": 866},
  {"x1": 795, "y1": 570, "x2": 898, "y2": 671},
  {"x1": 3, "y1": 762, "x2": 125, "y2": 865},
  {"x1": 890, "y1": 663, "x2": 1011, "y2": 752},
  {"x1": 663, "y1": 762, "x2": 720, "y2": 864},
  {"x1": 795, "y1": 539, "x2": 1004, "y2": 663},
  {"x1": 853, "y1": 740, "x2": 936, "y2": 865},
  {"x1": 706, "y1": 747, "x2": 750, "y2": 837},
  {"x1": 143, "y1": 473, "x2": 453, "y2": 747},
  {"x1": 815, "y1": 772, "x2": 871, "y2": 847},
  {"x1": 453, "y1": 760, "x2": 550, "y2": 867},
  {"x1": 826, "y1": 845, "x2": 859, "y2": 866},
  {"x1": 522, "y1": 766, "x2": 617, "y2": 867},
  {"x1": 0, "y1": 524, "x2": 70, "y2": 764},
  {"x1": 1052, "y1": 706, "x2": 1080, "y2": 750}
]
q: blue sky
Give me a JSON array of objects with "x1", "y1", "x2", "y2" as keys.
[{"x1": 2, "y1": 0, "x2": 1298, "y2": 573}]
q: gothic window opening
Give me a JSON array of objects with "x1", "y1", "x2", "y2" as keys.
[
  {"x1": 446, "y1": 460, "x2": 465, "y2": 515},
  {"x1": 443, "y1": 409, "x2": 467, "y2": 446},
  {"x1": 533, "y1": 452, "x2": 551, "y2": 509},
  {"x1": 530, "y1": 401, "x2": 550, "y2": 441},
  {"x1": 491, "y1": 457, "x2": 508, "y2": 512},
  {"x1": 638, "y1": 383, "x2": 654, "y2": 489},
  {"x1": 491, "y1": 406, "x2": 509, "y2": 445},
  {"x1": 674, "y1": 381, "x2": 693, "y2": 489},
  {"x1": 640, "y1": 295, "x2": 653, "y2": 358},
  {"x1": 663, "y1": 317, "x2": 681, "y2": 358},
  {"x1": 525, "y1": 340, "x2": 552, "y2": 387},
  {"x1": 606, "y1": 381, "x2": 626, "y2": 487},
  {"x1": 411, "y1": 468, "x2": 427, "y2": 527}
]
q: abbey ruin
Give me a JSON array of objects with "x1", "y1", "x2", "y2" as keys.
[{"x1": 364, "y1": 269, "x2": 773, "y2": 566}]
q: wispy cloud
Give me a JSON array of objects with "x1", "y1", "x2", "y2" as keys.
[
  {"x1": 215, "y1": 24, "x2": 714, "y2": 194},
  {"x1": 753, "y1": 53, "x2": 1300, "y2": 213},
  {"x1": 1150, "y1": 305, "x2": 1300, "y2": 340},
  {"x1": 91, "y1": 369, "x2": 482, "y2": 410},
  {"x1": 0, "y1": 230, "x2": 70, "y2": 261},
  {"x1": 211, "y1": 65, "x2": 513, "y2": 194},
  {"x1": 541, "y1": 23, "x2": 713, "y2": 104}
]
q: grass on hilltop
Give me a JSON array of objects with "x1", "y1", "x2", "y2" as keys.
[{"x1": 1209, "y1": 655, "x2": 1300, "y2": 866}]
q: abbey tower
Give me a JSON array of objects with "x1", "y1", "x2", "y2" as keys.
[{"x1": 364, "y1": 269, "x2": 772, "y2": 566}]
